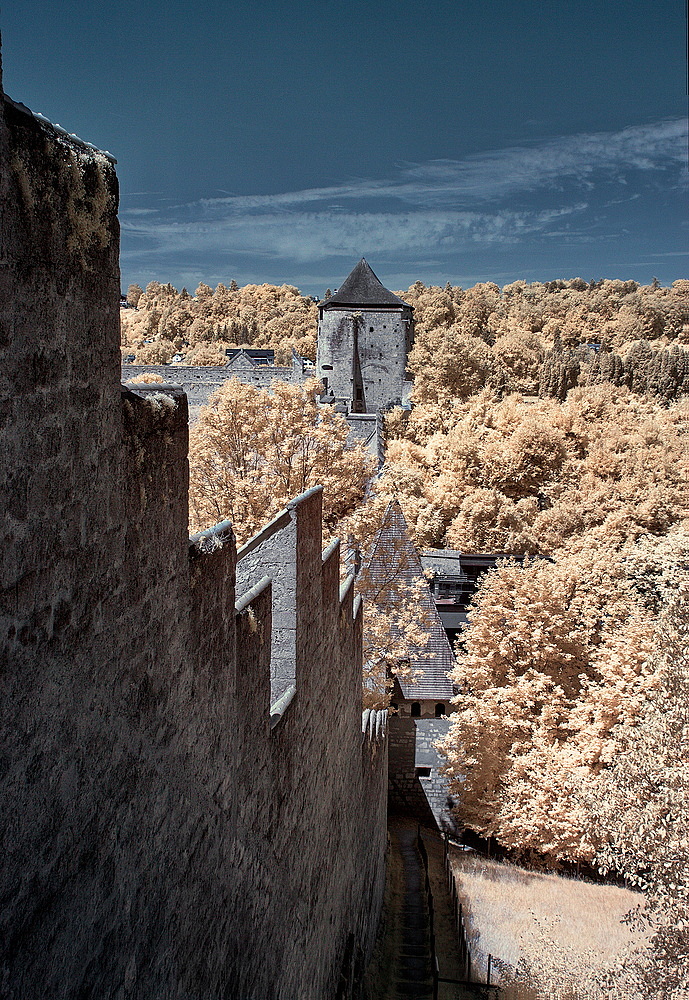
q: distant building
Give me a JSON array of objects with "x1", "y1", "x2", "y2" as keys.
[
  {"x1": 224, "y1": 347, "x2": 276, "y2": 365},
  {"x1": 362, "y1": 501, "x2": 459, "y2": 834},
  {"x1": 421, "y1": 549, "x2": 526, "y2": 645},
  {"x1": 122, "y1": 259, "x2": 413, "y2": 462},
  {"x1": 317, "y1": 259, "x2": 414, "y2": 414}
]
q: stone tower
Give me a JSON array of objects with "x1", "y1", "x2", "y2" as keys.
[{"x1": 317, "y1": 259, "x2": 414, "y2": 413}]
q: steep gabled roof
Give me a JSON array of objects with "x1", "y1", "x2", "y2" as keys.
[
  {"x1": 321, "y1": 259, "x2": 412, "y2": 309},
  {"x1": 361, "y1": 500, "x2": 454, "y2": 701}
]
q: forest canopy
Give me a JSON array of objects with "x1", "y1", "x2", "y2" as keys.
[
  {"x1": 152, "y1": 270, "x2": 689, "y2": 993},
  {"x1": 121, "y1": 277, "x2": 689, "y2": 391}
]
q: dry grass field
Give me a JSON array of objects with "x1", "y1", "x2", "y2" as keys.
[{"x1": 449, "y1": 846, "x2": 647, "y2": 999}]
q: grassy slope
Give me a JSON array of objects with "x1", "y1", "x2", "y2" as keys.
[{"x1": 449, "y1": 847, "x2": 646, "y2": 998}]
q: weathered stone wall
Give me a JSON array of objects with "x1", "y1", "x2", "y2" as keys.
[
  {"x1": 317, "y1": 306, "x2": 413, "y2": 413},
  {"x1": 388, "y1": 717, "x2": 458, "y2": 835},
  {"x1": 356, "y1": 307, "x2": 413, "y2": 413},
  {"x1": 345, "y1": 411, "x2": 385, "y2": 467},
  {"x1": 235, "y1": 500, "x2": 300, "y2": 704},
  {"x1": 1, "y1": 71, "x2": 387, "y2": 1000},
  {"x1": 317, "y1": 312, "x2": 360, "y2": 408},
  {"x1": 122, "y1": 357, "x2": 308, "y2": 422}
]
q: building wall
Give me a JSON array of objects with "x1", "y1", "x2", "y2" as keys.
[
  {"x1": 317, "y1": 311, "x2": 360, "y2": 408},
  {"x1": 122, "y1": 359, "x2": 308, "y2": 422},
  {"x1": 387, "y1": 717, "x2": 458, "y2": 837},
  {"x1": 317, "y1": 306, "x2": 413, "y2": 413},
  {"x1": 1, "y1": 76, "x2": 386, "y2": 1000}
]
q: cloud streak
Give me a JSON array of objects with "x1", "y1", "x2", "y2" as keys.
[
  {"x1": 120, "y1": 119, "x2": 687, "y2": 279},
  {"x1": 177, "y1": 118, "x2": 686, "y2": 216},
  {"x1": 122, "y1": 206, "x2": 588, "y2": 263}
]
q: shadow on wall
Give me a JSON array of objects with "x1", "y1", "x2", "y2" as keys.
[{"x1": 0, "y1": 65, "x2": 388, "y2": 1000}]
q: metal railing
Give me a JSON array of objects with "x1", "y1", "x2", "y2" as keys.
[{"x1": 416, "y1": 825, "x2": 500, "y2": 998}]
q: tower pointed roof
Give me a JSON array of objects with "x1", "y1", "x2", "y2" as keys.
[{"x1": 321, "y1": 259, "x2": 412, "y2": 309}]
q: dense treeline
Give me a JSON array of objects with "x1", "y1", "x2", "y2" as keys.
[
  {"x1": 121, "y1": 280, "x2": 318, "y2": 364},
  {"x1": 403, "y1": 277, "x2": 689, "y2": 403},
  {"x1": 122, "y1": 277, "x2": 689, "y2": 396},
  {"x1": 381, "y1": 386, "x2": 689, "y2": 554}
]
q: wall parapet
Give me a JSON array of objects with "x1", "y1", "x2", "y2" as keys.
[
  {"x1": 4, "y1": 92, "x2": 117, "y2": 161},
  {"x1": 270, "y1": 683, "x2": 297, "y2": 729},
  {"x1": 235, "y1": 573, "x2": 272, "y2": 615},
  {"x1": 190, "y1": 518, "x2": 234, "y2": 554}
]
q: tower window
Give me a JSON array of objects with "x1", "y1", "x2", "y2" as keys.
[
  {"x1": 322, "y1": 364, "x2": 333, "y2": 370},
  {"x1": 435, "y1": 703, "x2": 446, "y2": 718},
  {"x1": 369, "y1": 326, "x2": 374, "y2": 332},
  {"x1": 411, "y1": 702, "x2": 421, "y2": 717}
]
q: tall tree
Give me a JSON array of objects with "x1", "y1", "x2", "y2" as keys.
[{"x1": 188, "y1": 378, "x2": 375, "y2": 546}]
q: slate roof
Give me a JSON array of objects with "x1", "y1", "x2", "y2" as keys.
[
  {"x1": 225, "y1": 348, "x2": 275, "y2": 364},
  {"x1": 321, "y1": 259, "x2": 412, "y2": 309},
  {"x1": 361, "y1": 500, "x2": 454, "y2": 700}
]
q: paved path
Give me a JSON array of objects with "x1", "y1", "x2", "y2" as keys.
[
  {"x1": 393, "y1": 822, "x2": 435, "y2": 998},
  {"x1": 364, "y1": 819, "x2": 485, "y2": 1000}
]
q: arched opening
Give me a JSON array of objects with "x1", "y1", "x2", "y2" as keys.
[
  {"x1": 411, "y1": 702, "x2": 421, "y2": 718},
  {"x1": 435, "y1": 703, "x2": 446, "y2": 718}
]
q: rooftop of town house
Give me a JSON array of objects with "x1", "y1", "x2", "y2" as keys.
[{"x1": 361, "y1": 501, "x2": 454, "y2": 701}]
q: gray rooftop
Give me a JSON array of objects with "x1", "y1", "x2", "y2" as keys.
[
  {"x1": 362, "y1": 501, "x2": 454, "y2": 701},
  {"x1": 321, "y1": 259, "x2": 412, "y2": 309},
  {"x1": 421, "y1": 548, "x2": 525, "y2": 577}
]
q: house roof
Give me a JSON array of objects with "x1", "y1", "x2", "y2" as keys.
[
  {"x1": 360, "y1": 500, "x2": 454, "y2": 701},
  {"x1": 421, "y1": 548, "x2": 525, "y2": 578},
  {"x1": 321, "y1": 259, "x2": 412, "y2": 310}
]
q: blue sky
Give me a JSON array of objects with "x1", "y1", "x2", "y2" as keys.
[{"x1": 2, "y1": 0, "x2": 687, "y2": 295}]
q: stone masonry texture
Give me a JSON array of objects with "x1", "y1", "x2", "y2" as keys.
[{"x1": 0, "y1": 63, "x2": 387, "y2": 1000}]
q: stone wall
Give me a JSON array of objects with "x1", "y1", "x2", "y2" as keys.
[
  {"x1": 122, "y1": 354, "x2": 309, "y2": 423},
  {"x1": 1, "y1": 70, "x2": 387, "y2": 1000},
  {"x1": 317, "y1": 306, "x2": 413, "y2": 413},
  {"x1": 345, "y1": 412, "x2": 385, "y2": 467},
  {"x1": 388, "y1": 717, "x2": 458, "y2": 836}
]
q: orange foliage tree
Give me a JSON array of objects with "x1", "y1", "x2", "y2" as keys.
[
  {"x1": 188, "y1": 378, "x2": 375, "y2": 547},
  {"x1": 377, "y1": 385, "x2": 689, "y2": 554},
  {"x1": 586, "y1": 531, "x2": 689, "y2": 996},
  {"x1": 438, "y1": 537, "x2": 662, "y2": 862},
  {"x1": 121, "y1": 280, "x2": 317, "y2": 362}
]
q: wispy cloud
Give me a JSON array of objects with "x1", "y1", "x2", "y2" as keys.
[
  {"x1": 120, "y1": 119, "x2": 687, "y2": 279},
  {"x1": 173, "y1": 118, "x2": 686, "y2": 215},
  {"x1": 122, "y1": 206, "x2": 588, "y2": 262}
]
